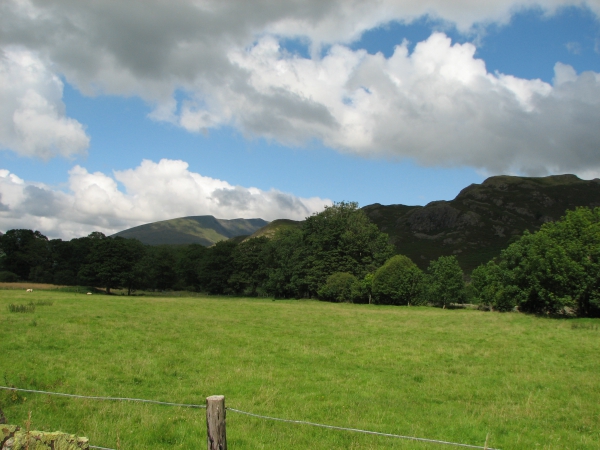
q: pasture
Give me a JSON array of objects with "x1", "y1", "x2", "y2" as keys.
[{"x1": 0, "y1": 288, "x2": 599, "y2": 449}]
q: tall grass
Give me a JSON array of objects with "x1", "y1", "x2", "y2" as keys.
[
  {"x1": 7, "y1": 302, "x2": 36, "y2": 313},
  {"x1": 0, "y1": 290, "x2": 598, "y2": 449}
]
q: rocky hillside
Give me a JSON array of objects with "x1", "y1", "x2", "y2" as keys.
[{"x1": 363, "y1": 174, "x2": 600, "y2": 272}]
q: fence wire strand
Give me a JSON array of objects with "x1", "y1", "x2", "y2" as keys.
[
  {"x1": 227, "y1": 407, "x2": 500, "y2": 450},
  {"x1": 0, "y1": 386, "x2": 205, "y2": 409},
  {"x1": 0, "y1": 385, "x2": 501, "y2": 450}
]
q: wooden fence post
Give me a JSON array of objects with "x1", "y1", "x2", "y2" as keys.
[{"x1": 206, "y1": 395, "x2": 227, "y2": 450}]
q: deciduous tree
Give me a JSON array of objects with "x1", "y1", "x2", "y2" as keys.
[
  {"x1": 424, "y1": 255, "x2": 466, "y2": 308},
  {"x1": 372, "y1": 254, "x2": 424, "y2": 305}
]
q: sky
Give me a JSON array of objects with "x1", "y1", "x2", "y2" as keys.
[{"x1": 1, "y1": 0, "x2": 600, "y2": 240}]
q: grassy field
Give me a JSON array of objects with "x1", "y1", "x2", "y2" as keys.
[{"x1": 0, "y1": 288, "x2": 599, "y2": 449}]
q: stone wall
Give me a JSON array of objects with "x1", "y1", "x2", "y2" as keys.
[{"x1": 1, "y1": 425, "x2": 89, "y2": 450}]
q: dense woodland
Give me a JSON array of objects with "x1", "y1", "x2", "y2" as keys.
[{"x1": 1, "y1": 202, "x2": 599, "y2": 317}]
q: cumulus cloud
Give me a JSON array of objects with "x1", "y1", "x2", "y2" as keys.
[
  {"x1": 1, "y1": 0, "x2": 600, "y2": 175},
  {"x1": 0, "y1": 48, "x2": 89, "y2": 158},
  {"x1": 0, "y1": 160, "x2": 330, "y2": 240},
  {"x1": 223, "y1": 33, "x2": 600, "y2": 176}
]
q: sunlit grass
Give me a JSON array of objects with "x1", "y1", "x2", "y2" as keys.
[{"x1": 0, "y1": 289, "x2": 599, "y2": 449}]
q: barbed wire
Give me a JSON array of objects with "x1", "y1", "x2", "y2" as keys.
[{"x1": 0, "y1": 385, "x2": 501, "y2": 450}]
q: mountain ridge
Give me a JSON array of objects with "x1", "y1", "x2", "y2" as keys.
[
  {"x1": 362, "y1": 174, "x2": 600, "y2": 271},
  {"x1": 111, "y1": 174, "x2": 600, "y2": 272},
  {"x1": 112, "y1": 215, "x2": 268, "y2": 246}
]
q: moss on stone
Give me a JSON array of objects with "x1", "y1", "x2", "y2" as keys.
[{"x1": 1, "y1": 426, "x2": 88, "y2": 450}]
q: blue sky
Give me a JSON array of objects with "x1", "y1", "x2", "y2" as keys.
[{"x1": 1, "y1": 1, "x2": 600, "y2": 239}]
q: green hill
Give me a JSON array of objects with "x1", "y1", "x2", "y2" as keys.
[
  {"x1": 112, "y1": 216, "x2": 269, "y2": 246},
  {"x1": 244, "y1": 219, "x2": 303, "y2": 241},
  {"x1": 363, "y1": 174, "x2": 600, "y2": 272}
]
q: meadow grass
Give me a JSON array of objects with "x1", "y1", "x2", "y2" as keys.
[{"x1": 0, "y1": 288, "x2": 599, "y2": 449}]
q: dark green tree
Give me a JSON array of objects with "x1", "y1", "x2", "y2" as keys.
[
  {"x1": 301, "y1": 201, "x2": 394, "y2": 297},
  {"x1": 471, "y1": 207, "x2": 600, "y2": 316},
  {"x1": 371, "y1": 254, "x2": 424, "y2": 305},
  {"x1": 78, "y1": 235, "x2": 144, "y2": 294},
  {"x1": 264, "y1": 228, "x2": 308, "y2": 298},
  {"x1": 144, "y1": 246, "x2": 178, "y2": 291},
  {"x1": 470, "y1": 261, "x2": 509, "y2": 309},
  {"x1": 229, "y1": 236, "x2": 271, "y2": 296},
  {"x1": 424, "y1": 255, "x2": 467, "y2": 308},
  {"x1": 198, "y1": 240, "x2": 238, "y2": 295},
  {"x1": 350, "y1": 273, "x2": 374, "y2": 304},
  {"x1": 317, "y1": 272, "x2": 357, "y2": 302},
  {"x1": 175, "y1": 244, "x2": 208, "y2": 290},
  {"x1": 0, "y1": 229, "x2": 51, "y2": 281}
]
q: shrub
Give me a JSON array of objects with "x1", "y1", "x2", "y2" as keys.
[
  {"x1": 0, "y1": 271, "x2": 20, "y2": 282},
  {"x1": 350, "y1": 273, "x2": 374, "y2": 304},
  {"x1": 318, "y1": 272, "x2": 357, "y2": 302}
]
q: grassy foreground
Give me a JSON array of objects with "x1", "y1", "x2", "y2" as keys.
[{"x1": 0, "y1": 289, "x2": 599, "y2": 449}]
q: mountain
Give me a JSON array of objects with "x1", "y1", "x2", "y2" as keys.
[
  {"x1": 112, "y1": 216, "x2": 269, "y2": 246},
  {"x1": 362, "y1": 174, "x2": 600, "y2": 272},
  {"x1": 111, "y1": 175, "x2": 600, "y2": 272}
]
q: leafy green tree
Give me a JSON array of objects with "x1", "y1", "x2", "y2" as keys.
[
  {"x1": 229, "y1": 236, "x2": 271, "y2": 296},
  {"x1": 175, "y1": 244, "x2": 208, "y2": 290},
  {"x1": 48, "y1": 235, "x2": 100, "y2": 286},
  {"x1": 0, "y1": 229, "x2": 51, "y2": 281},
  {"x1": 541, "y1": 207, "x2": 600, "y2": 316},
  {"x1": 350, "y1": 273, "x2": 374, "y2": 304},
  {"x1": 424, "y1": 255, "x2": 467, "y2": 308},
  {"x1": 264, "y1": 228, "x2": 308, "y2": 298},
  {"x1": 470, "y1": 261, "x2": 508, "y2": 309},
  {"x1": 263, "y1": 201, "x2": 393, "y2": 299},
  {"x1": 471, "y1": 207, "x2": 600, "y2": 316},
  {"x1": 318, "y1": 272, "x2": 357, "y2": 302},
  {"x1": 198, "y1": 240, "x2": 238, "y2": 295},
  {"x1": 78, "y1": 235, "x2": 145, "y2": 294},
  {"x1": 301, "y1": 201, "x2": 394, "y2": 297},
  {"x1": 372, "y1": 255, "x2": 424, "y2": 305},
  {"x1": 144, "y1": 246, "x2": 178, "y2": 291}
]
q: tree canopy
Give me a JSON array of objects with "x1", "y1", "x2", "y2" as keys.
[
  {"x1": 471, "y1": 207, "x2": 600, "y2": 316},
  {"x1": 425, "y1": 255, "x2": 467, "y2": 308},
  {"x1": 265, "y1": 201, "x2": 394, "y2": 298},
  {"x1": 371, "y1": 254, "x2": 424, "y2": 305}
]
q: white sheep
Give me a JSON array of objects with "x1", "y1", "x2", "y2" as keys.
[{"x1": 26, "y1": 288, "x2": 33, "y2": 292}]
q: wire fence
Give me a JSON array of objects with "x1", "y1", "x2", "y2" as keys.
[{"x1": 0, "y1": 386, "x2": 501, "y2": 450}]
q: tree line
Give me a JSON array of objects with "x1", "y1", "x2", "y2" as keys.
[{"x1": 1, "y1": 202, "x2": 599, "y2": 317}]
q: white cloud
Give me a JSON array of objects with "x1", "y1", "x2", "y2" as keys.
[
  {"x1": 0, "y1": 159, "x2": 330, "y2": 240},
  {"x1": 223, "y1": 33, "x2": 600, "y2": 176},
  {"x1": 0, "y1": 48, "x2": 89, "y2": 158},
  {"x1": 1, "y1": 0, "x2": 600, "y2": 176}
]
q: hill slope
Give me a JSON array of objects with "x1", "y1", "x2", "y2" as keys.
[
  {"x1": 244, "y1": 219, "x2": 303, "y2": 240},
  {"x1": 112, "y1": 216, "x2": 269, "y2": 246},
  {"x1": 363, "y1": 174, "x2": 600, "y2": 272}
]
